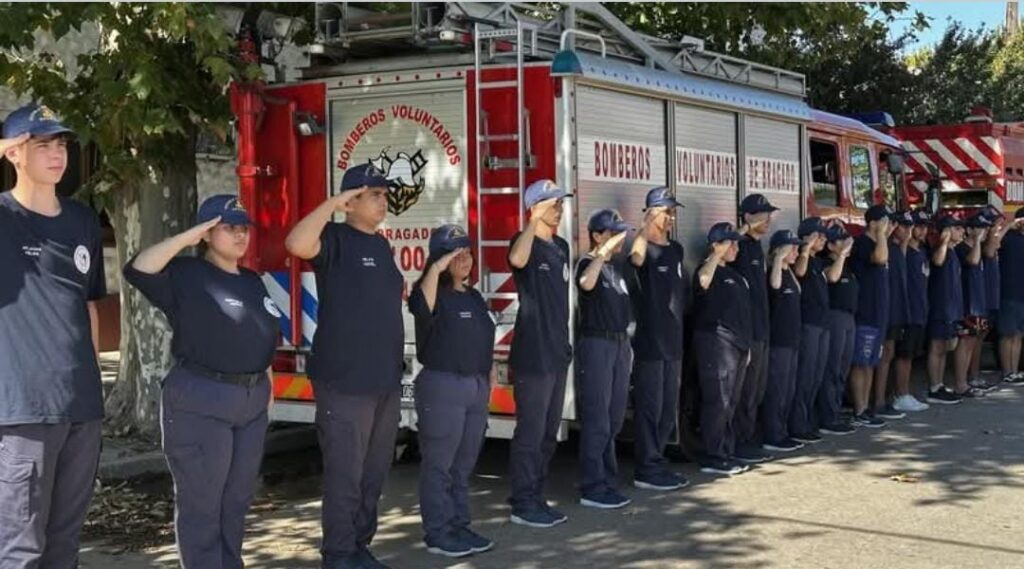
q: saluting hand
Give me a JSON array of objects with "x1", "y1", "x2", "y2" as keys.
[
  {"x1": 530, "y1": 198, "x2": 559, "y2": 222},
  {"x1": 711, "y1": 240, "x2": 731, "y2": 260},
  {"x1": 940, "y1": 227, "x2": 952, "y2": 245},
  {"x1": 181, "y1": 217, "x2": 222, "y2": 246},
  {"x1": 434, "y1": 248, "x2": 466, "y2": 272},
  {"x1": 332, "y1": 188, "x2": 368, "y2": 212},
  {"x1": 597, "y1": 231, "x2": 628, "y2": 260},
  {"x1": 0, "y1": 133, "x2": 29, "y2": 156}
]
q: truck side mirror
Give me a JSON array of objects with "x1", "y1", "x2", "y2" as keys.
[{"x1": 886, "y1": 153, "x2": 904, "y2": 175}]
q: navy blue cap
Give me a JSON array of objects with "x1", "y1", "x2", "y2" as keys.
[
  {"x1": 1, "y1": 103, "x2": 74, "y2": 139},
  {"x1": 707, "y1": 222, "x2": 742, "y2": 243},
  {"x1": 893, "y1": 210, "x2": 914, "y2": 226},
  {"x1": 427, "y1": 224, "x2": 471, "y2": 261},
  {"x1": 1016, "y1": 208, "x2": 1024, "y2": 220},
  {"x1": 797, "y1": 216, "x2": 827, "y2": 238},
  {"x1": 587, "y1": 208, "x2": 631, "y2": 233},
  {"x1": 340, "y1": 162, "x2": 388, "y2": 191},
  {"x1": 865, "y1": 204, "x2": 894, "y2": 223},
  {"x1": 979, "y1": 205, "x2": 1004, "y2": 222},
  {"x1": 936, "y1": 214, "x2": 963, "y2": 229},
  {"x1": 825, "y1": 224, "x2": 851, "y2": 243},
  {"x1": 770, "y1": 229, "x2": 801, "y2": 250},
  {"x1": 910, "y1": 209, "x2": 932, "y2": 225},
  {"x1": 524, "y1": 179, "x2": 571, "y2": 208},
  {"x1": 645, "y1": 186, "x2": 683, "y2": 209},
  {"x1": 739, "y1": 193, "x2": 780, "y2": 215},
  {"x1": 966, "y1": 212, "x2": 995, "y2": 228},
  {"x1": 197, "y1": 194, "x2": 251, "y2": 225}
]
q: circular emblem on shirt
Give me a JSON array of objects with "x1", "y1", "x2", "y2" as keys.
[
  {"x1": 562, "y1": 263, "x2": 569, "y2": 283},
  {"x1": 264, "y1": 296, "x2": 282, "y2": 318},
  {"x1": 73, "y1": 245, "x2": 90, "y2": 274}
]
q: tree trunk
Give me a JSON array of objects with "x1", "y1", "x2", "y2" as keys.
[{"x1": 104, "y1": 152, "x2": 198, "y2": 440}]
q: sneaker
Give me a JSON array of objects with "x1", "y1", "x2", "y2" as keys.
[
  {"x1": 927, "y1": 386, "x2": 963, "y2": 405},
  {"x1": 969, "y1": 377, "x2": 999, "y2": 393},
  {"x1": 700, "y1": 458, "x2": 746, "y2": 475},
  {"x1": 539, "y1": 502, "x2": 568, "y2": 525},
  {"x1": 580, "y1": 490, "x2": 630, "y2": 509},
  {"x1": 356, "y1": 548, "x2": 392, "y2": 569},
  {"x1": 852, "y1": 413, "x2": 886, "y2": 428},
  {"x1": 820, "y1": 421, "x2": 856, "y2": 435},
  {"x1": 456, "y1": 527, "x2": 494, "y2": 553},
  {"x1": 634, "y1": 471, "x2": 685, "y2": 491},
  {"x1": 424, "y1": 532, "x2": 473, "y2": 558},
  {"x1": 666, "y1": 471, "x2": 691, "y2": 489},
  {"x1": 875, "y1": 405, "x2": 906, "y2": 420},
  {"x1": 510, "y1": 506, "x2": 562, "y2": 528},
  {"x1": 762, "y1": 439, "x2": 804, "y2": 452},
  {"x1": 1002, "y1": 373, "x2": 1024, "y2": 386},
  {"x1": 954, "y1": 386, "x2": 985, "y2": 398},
  {"x1": 733, "y1": 446, "x2": 773, "y2": 464},
  {"x1": 892, "y1": 394, "x2": 930, "y2": 412},
  {"x1": 791, "y1": 432, "x2": 823, "y2": 444}
]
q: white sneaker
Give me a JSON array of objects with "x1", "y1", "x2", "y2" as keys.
[{"x1": 892, "y1": 394, "x2": 929, "y2": 412}]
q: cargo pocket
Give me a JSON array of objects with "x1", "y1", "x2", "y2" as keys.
[{"x1": 0, "y1": 449, "x2": 34, "y2": 522}]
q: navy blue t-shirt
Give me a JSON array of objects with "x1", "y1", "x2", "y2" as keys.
[
  {"x1": 955, "y1": 242, "x2": 987, "y2": 318},
  {"x1": 769, "y1": 269, "x2": 801, "y2": 348},
  {"x1": 799, "y1": 256, "x2": 830, "y2": 328},
  {"x1": 310, "y1": 223, "x2": 404, "y2": 393},
  {"x1": 905, "y1": 245, "x2": 930, "y2": 325},
  {"x1": 693, "y1": 265, "x2": 753, "y2": 351},
  {"x1": 983, "y1": 254, "x2": 1000, "y2": 312},
  {"x1": 576, "y1": 256, "x2": 633, "y2": 334},
  {"x1": 630, "y1": 240, "x2": 685, "y2": 361},
  {"x1": 928, "y1": 243, "x2": 963, "y2": 323},
  {"x1": 0, "y1": 191, "x2": 106, "y2": 425},
  {"x1": 850, "y1": 234, "x2": 890, "y2": 330},
  {"x1": 1001, "y1": 231, "x2": 1024, "y2": 303},
  {"x1": 729, "y1": 237, "x2": 769, "y2": 343},
  {"x1": 887, "y1": 242, "x2": 910, "y2": 329},
  {"x1": 409, "y1": 286, "x2": 495, "y2": 375},
  {"x1": 826, "y1": 258, "x2": 859, "y2": 315},
  {"x1": 509, "y1": 233, "x2": 572, "y2": 374},
  {"x1": 124, "y1": 257, "x2": 280, "y2": 374}
]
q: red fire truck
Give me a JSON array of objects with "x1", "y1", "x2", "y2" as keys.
[{"x1": 233, "y1": 2, "x2": 827, "y2": 438}]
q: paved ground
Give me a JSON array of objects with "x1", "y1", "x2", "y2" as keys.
[{"x1": 81, "y1": 377, "x2": 1024, "y2": 569}]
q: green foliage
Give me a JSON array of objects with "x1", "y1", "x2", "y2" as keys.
[{"x1": 0, "y1": 3, "x2": 261, "y2": 209}]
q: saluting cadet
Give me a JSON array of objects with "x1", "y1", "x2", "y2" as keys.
[
  {"x1": 790, "y1": 217, "x2": 830, "y2": 443},
  {"x1": 694, "y1": 222, "x2": 753, "y2": 476},
  {"x1": 124, "y1": 195, "x2": 278, "y2": 569},
  {"x1": 0, "y1": 105, "x2": 105, "y2": 568},
  {"x1": 951, "y1": 211, "x2": 994, "y2": 398},
  {"x1": 285, "y1": 163, "x2": 403, "y2": 569},
  {"x1": 926, "y1": 214, "x2": 966, "y2": 406},
  {"x1": 629, "y1": 187, "x2": 688, "y2": 492},
  {"x1": 728, "y1": 194, "x2": 778, "y2": 464},
  {"x1": 969, "y1": 206, "x2": 1010, "y2": 390},
  {"x1": 408, "y1": 225, "x2": 496, "y2": 559},
  {"x1": 817, "y1": 223, "x2": 858, "y2": 435},
  {"x1": 506, "y1": 179, "x2": 573, "y2": 529},
  {"x1": 892, "y1": 210, "x2": 932, "y2": 412},
  {"x1": 576, "y1": 209, "x2": 633, "y2": 509},
  {"x1": 872, "y1": 211, "x2": 912, "y2": 420},
  {"x1": 761, "y1": 229, "x2": 805, "y2": 452},
  {"x1": 998, "y1": 209, "x2": 1024, "y2": 385}
]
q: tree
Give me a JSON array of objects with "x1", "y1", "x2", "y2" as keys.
[
  {"x1": 990, "y1": 29, "x2": 1024, "y2": 122},
  {"x1": 0, "y1": 3, "x2": 260, "y2": 437}
]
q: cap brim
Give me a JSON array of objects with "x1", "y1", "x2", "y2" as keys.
[
  {"x1": 28, "y1": 124, "x2": 75, "y2": 137},
  {"x1": 648, "y1": 198, "x2": 684, "y2": 209},
  {"x1": 712, "y1": 232, "x2": 743, "y2": 242},
  {"x1": 220, "y1": 213, "x2": 252, "y2": 225},
  {"x1": 611, "y1": 221, "x2": 633, "y2": 233}
]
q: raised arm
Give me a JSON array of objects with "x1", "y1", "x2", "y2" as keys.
[
  {"x1": 132, "y1": 217, "x2": 221, "y2": 274},
  {"x1": 285, "y1": 189, "x2": 365, "y2": 260}
]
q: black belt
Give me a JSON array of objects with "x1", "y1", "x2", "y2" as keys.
[
  {"x1": 180, "y1": 362, "x2": 267, "y2": 387},
  {"x1": 580, "y1": 330, "x2": 629, "y2": 341}
]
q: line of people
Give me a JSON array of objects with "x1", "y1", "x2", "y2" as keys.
[{"x1": 5, "y1": 100, "x2": 1024, "y2": 569}]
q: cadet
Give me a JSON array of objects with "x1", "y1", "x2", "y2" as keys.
[
  {"x1": 0, "y1": 106, "x2": 105, "y2": 568},
  {"x1": 576, "y1": 209, "x2": 633, "y2": 509},
  {"x1": 970, "y1": 206, "x2": 1011, "y2": 390},
  {"x1": 848, "y1": 205, "x2": 893, "y2": 427},
  {"x1": 285, "y1": 163, "x2": 403, "y2": 569},
  {"x1": 872, "y1": 211, "x2": 913, "y2": 420},
  {"x1": 124, "y1": 195, "x2": 277, "y2": 568},
  {"x1": 891, "y1": 210, "x2": 932, "y2": 412},
  {"x1": 761, "y1": 229, "x2": 805, "y2": 452},
  {"x1": 998, "y1": 209, "x2": 1024, "y2": 384},
  {"x1": 790, "y1": 217, "x2": 830, "y2": 442},
  {"x1": 951, "y1": 212, "x2": 993, "y2": 398},
  {"x1": 629, "y1": 187, "x2": 688, "y2": 492},
  {"x1": 817, "y1": 223, "x2": 858, "y2": 435},
  {"x1": 694, "y1": 222, "x2": 753, "y2": 475},
  {"x1": 729, "y1": 194, "x2": 778, "y2": 464},
  {"x1": 926, "y1": 214, "x2": 965, "y2": 405},
  {"x1": 408, "y1": 225, "x2": 496, "y2": 558},
  {"x1": 506, "y1": 179, "x2": 573, "y2": 528}
]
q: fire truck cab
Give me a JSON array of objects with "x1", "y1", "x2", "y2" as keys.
[{"x1": 237, "y1": 2, "x2": 815, "y2": 439}]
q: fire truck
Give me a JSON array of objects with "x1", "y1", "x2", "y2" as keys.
[{"x1": 233, "y1": 2, "x2": 826, "y2": 439}]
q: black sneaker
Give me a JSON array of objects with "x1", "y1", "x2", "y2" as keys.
[
  {"x1": 700, "y1": 458, "x2": 745, "y2": 475},
  {"x1": 927, "y1": 386, "x2": 963, "y2": 405},
  {"x1": 820, "y1": 421, "x2": 856, "y2": 435},
  {"x1": 1002, "y1": 373, "x2": 1024, "y2": 386},
  {"x1": 791, "y1": 431, "x2": 823, "y2": 444},
  {"x1": 510, "y1": 506, "x2": 563, "y2": 528},
  {"x1": 853, "y1": 413, "x2": 886, "y2": 428},
  {"x1": 875, "y1": 405, "x2": 906, "y2": 420},
  {"x1": 954, "y1": 386, "x2": 985, "y2": 398},
  {"x1": 763, "y1": 439, "x2": 804, "y2": 452},
  {"x1": 540, "y1": 502, "x2": 568, "y2": 525},
  {"x1": 733, "y1": 446, "x2": 773, "y2": 464},
  {"x1": 969, "y1": 377, "x2": 1000, "y2": 393},
  {"x1": 456, "y1": 527, "x2": 494, "y2": 553},
  {"x1": 425, "y1": 531, "x2": 474, "y2": 558},
  {"x1": 634, "y1": 471, "x2": 686, "y2": 491}
]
